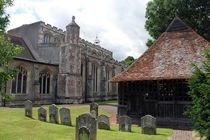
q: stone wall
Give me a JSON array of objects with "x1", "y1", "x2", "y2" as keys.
[{"x1": 5, "y1": 59, "x2": 58, "y2": 106}]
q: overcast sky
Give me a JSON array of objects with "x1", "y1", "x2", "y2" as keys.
[{"x1": 6, "y1": 0, "x2": 151, "y2": 61}]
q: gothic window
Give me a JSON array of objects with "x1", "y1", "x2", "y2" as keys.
[
  {"x1": 39, "y1": 71, "x2": 50, "y2": 94},
  {"x1": 81, "y1": 63, "x2": 83, "y2": 76},
  {"x1": 44, "y1": 34, "x2": 50, "y2": 43},
  {"x1": 12, "y1": 66, "x2": 27, "y2": 94},
  {"x1": 105, "y1": 69, "x2": 110, "y2": 92},
  {"x1": 54, "y1": 37, "x2": 60, "y2": 44},
  {"x1": 92, "y1": 63, "x2": 98, "y2": 92}
]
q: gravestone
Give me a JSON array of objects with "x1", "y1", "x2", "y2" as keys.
[
  {"x1": 97, "y1": 114, "x2": 110, "y2": 130},
  {"x1": 59, "y1": 107, "x2": 72, "y2": 126},
  {"x1": 76, "y1": 113, "x2": 97, "y2": 140},
  {"x1": 38, "y1": 107, "x2": 47, "y2": 122},
  {"x1": 141, "y1": 115, "x2": 156, "y2": 135},
  {"x1": 90, "y1": 102, "x2": 98, "y2": 118},
  {"x1": 25, "y1": 100, "x2": 32, "y2": 118},
  {"x1": 119, "y1": 116, "x2": 132, "y2": 132},
  {"x1": 49, "y1": 104, "x2": 59, "y2": 124}
]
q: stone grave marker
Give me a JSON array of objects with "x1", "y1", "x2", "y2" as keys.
[
  {"x1": 59, "y1": 107, "x2": 72, "y2": 126},
  {"x1": 141, "y1": 115, "x2": 156, "y2": 135},
  {"x1": 76, "y1": 113, "x2": 97, "y2": 140},
  {"x1": 38, "y1": 107, "x2": 47, "y2": 122},
  {"x1": 49, "y1": 104, "x2": 59, "y2": 124},
  {"x1": 90, "y1": 102, "x2": 98, "y2": 118},
  {"x1": 119, "y1": 116, "x2": 132, "y2": 132},
  {"x1": 25, "y1": 100, "x2": 32, "y2": 118},
  {"x1": 97, "y1": 114, "x2": 110, "y2": 130}
]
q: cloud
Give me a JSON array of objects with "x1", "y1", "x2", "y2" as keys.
[{"x1": 6, "y1": 0, "x2": 151, "y2": 61}]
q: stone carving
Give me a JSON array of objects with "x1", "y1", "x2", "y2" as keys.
[
  {"x1": 90, "y1": 102, "x2": 98, "y2": 118},
  {"x1": 97, "y1": 114, "x2": 110, "y2": 130},
  {"x1": 76, "y1": 113, "x2": 97, "y2": 140},
  {"x1": 59, "y1": 107, "x2": 72, "y2": 126},
  {"x1": 49, "y1": 104, "x2": 59, "y2": 124},
  {"x1": 25, "y1": 100, "x2": 32, "y2": 118},
  {"x1": 141, "y1": 115, "x2": 156, "y2": 135},
  {"x1": 119, "y1": 116, "x2": 132, "y2": 132},
  {"x1": 38, "y1": 107, "x2": 47, "y2": 122}
]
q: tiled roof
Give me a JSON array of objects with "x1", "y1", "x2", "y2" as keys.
[
  {"x1": 110, "y1": 17, "x2": 209, "y2": 82},
  {"x1": 5, "y1": 33, "x2": 36, "y2": 60}
]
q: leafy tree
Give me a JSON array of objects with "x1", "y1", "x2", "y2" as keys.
[
  {"x1": 145, "y1": 0, "x2": 210, "y2": 46},
  {"x1": 146, "y1": 39, "x2": 155, "y2": 48},
  {"x1": 122, "y1": 56, "x2": 136, "y2": 65},
  {"x1": 185, "y1": 48, "x2": 210, "y2": 139},
  {"x1": 0, "y1": 0, "x2": 23, "y2": 106}
]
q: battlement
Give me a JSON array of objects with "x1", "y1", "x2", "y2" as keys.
[
  {"x1": 40, "y1": 21, "x2": 65, "y2": 35},
  {"x1": 79, "y1": 38, "x2": 112, "y2": 56}
]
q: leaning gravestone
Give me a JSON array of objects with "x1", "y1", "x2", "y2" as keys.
[
  {"x1": 141, "y1": 115, "x2": 156, "y2": 135},
  {"x1": 38, "y1": 107, "x2": 47, "y2": 122},
  {"x1": 25, "y1": 100, "x2": 32, "y2": 118},
  {"x1": 59, "y1": 107, "x2": 72, "y2": 126},
  {"x1": 49, "y1": 104, "x2": 59, "y2": 124},
  {"x1": 119, "y1": 116, "x2": 132, "y2": 132},
  {"x1": 97, "y1": 114, "x2": 110, "y2": 130},
  {"x1": 90, "y1": 102, "x2": 98, "y2": 118},
  {"x1": 76, "y1": 113, "x2": 97, "y2": 140}
]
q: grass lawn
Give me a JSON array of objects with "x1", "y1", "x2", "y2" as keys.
[{"x1": 0, "y1": 107, "x2": 172, "y2": 140}]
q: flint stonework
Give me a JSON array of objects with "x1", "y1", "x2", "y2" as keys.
[
  {"x1": 38, "y1": 107, "x2": 47, "y2": 122},
  {"x1": 90, "y1": 102, "x2": 98, "y2": 118},
  {"x1": 141, "y1": 115, "x2": 156, "y2": 135},
  {"x1": 49, "y1": 104, "x2": 59, "y2": 124},
  {"x1": 76, "y1": 113, "x2": 97, "y2": 140},
  {"x1": 25, "y1": 100, "x2": 32, "y2": 118},
  {"x1": 119, "y1": 116, "x2": 132, "y2": 132},
  {"x1": 97, "y1": 114, "x2": 110, "y2": 130},
  {"x1": 59, "y1": 107, "x2": 72, "y2": 126}
]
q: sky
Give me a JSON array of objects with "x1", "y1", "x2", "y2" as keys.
[{"x1": 6, "y1": 0, "x2": 151, "y2": 61}]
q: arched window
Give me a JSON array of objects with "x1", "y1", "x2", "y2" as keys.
[
  {"x1": 44, "y1": 34, "x2": 50, "y2": 43},
  {"x1": 54, "y1": 37, "x2": 60, "y2": 44},
  {"x1": 12, "y1": 66, "x2": 27, "y2": 94},
  {"x1": 39, "y1": 71, "x2": 50, "y2": 94},
  {"x1": 92, "y1": 63, "x2": 98, "y2": 92}
]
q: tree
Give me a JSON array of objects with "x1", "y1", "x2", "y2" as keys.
[
  {"x1": 145, "y1": 0, "x2": 210, "y2": 46},
  {"x1": 122, "y1": 56, "x2": 136, "y2": 65},
  {"x1": 0, "y1": 0, "x2": 23, "y2": 106},
  {"x1": 185, "y1": 48, "x2": 210, "y2": 139}
]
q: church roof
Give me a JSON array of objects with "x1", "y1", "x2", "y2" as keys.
[
  {"x1": 110, "y1": 17, "x2": 209, "y2": 82},
  {"x1": 5, "y1": 34, "x2": 36, "y2": 60}
]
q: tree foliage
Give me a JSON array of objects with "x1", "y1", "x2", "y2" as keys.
[
  {"x1": 185, "y1": 49, "x2": 210, "y2": 139},
  {"x1": 122, "y1": 56, "x2": 136, "y2": 66},
  {"x1": 0, "y1": 0, "x2": 23, "y2": 106},
  {"x1": 145, "y1": 0, "x2": 210, "y2": 46}
]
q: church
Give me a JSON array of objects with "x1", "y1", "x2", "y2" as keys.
[{"x1": 2, "y1": 16, "x2": 125, "y2": 106}]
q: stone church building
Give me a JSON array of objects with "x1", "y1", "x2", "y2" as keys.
[{"x1": 2, "y1": 16, "x2": 125, "y2": 106}]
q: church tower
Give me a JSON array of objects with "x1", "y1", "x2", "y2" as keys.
[{"x1": 57, "y1": 16, "x2": 83, "y2": 104}]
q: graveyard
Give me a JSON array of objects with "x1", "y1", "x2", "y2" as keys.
[{"x1": 0, "y1": 101, "x2": 173, "y2": 140}]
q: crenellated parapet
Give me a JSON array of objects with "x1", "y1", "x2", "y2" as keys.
[{"x1": 79, "y1": 38, "x2": 123, "y2": 66}]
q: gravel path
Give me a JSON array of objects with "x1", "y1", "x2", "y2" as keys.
[{"x1": 170, "y1": 130, "x2": 193, "y2": 140}]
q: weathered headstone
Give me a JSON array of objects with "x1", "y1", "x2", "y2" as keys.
[
  {"x1": 119, "y1": 116, "x2": 132, "y2": 132},
  {"x1": 25, "y1": 100, "x2": 32, "y2": 118},
  {"x1": 76, "y1": 113, "x2": 97, "y2": 140},
  {"x1": 60, "y1": 107, "x2": 72, "y2": 126},
  {"x1": 38, "y1": 107, "x2": 47, "y2": 122},
  {"x1": 49, "y1": 104, "x2": 59, "y2": 124},
  {"x1": 97, "y1": 114, "x2": 110, "y2": 130},
  {"x1": 90, "y1": 102, "x2": 98, "y2": 118},
  {"x1": 141, "y1": 115, "x2": 156, "y2": 135}
]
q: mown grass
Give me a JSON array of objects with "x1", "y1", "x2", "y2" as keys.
[{"x1": 0, "y1": 107, "x2": 172, "y2": 140}]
